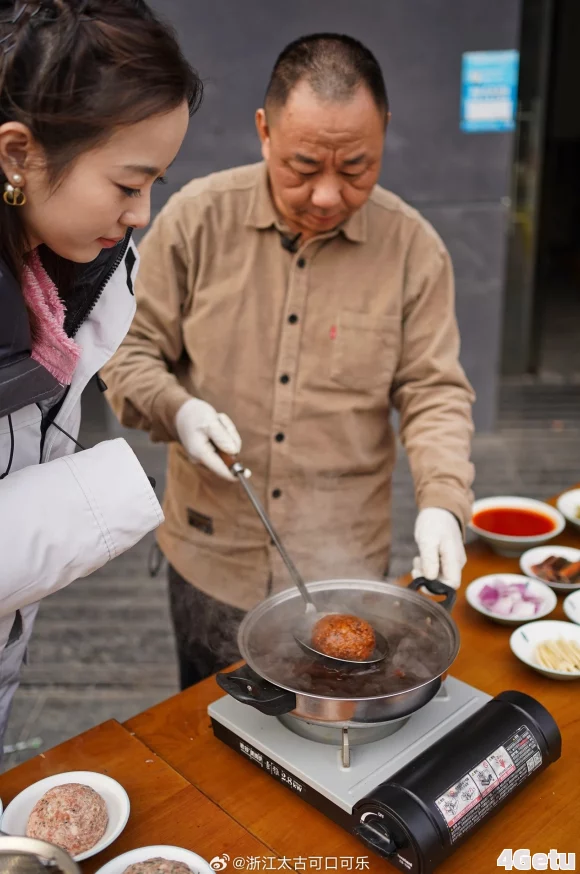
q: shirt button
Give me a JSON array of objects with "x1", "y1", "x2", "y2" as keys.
[
  {"x1": 272, "y1": 488, "x2": 282, "y2": 499},
  {"x1": 275, "y1": 432, "x2": 285, "y2": 443},
  {"x1": 288, "y1": 314, "x2": 299, "y2": 324},
  {"x1": 280, "y1": 374, "x2": 290, "y2": 384},
  {"x1": 297, "y1": 257, "x2": 306, "y2": 269}
]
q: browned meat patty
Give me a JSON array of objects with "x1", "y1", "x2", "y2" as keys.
[
  {"x1": 26, "y1": 782, "x2": 108, "y2": 856},
  {"x1": 311, "y1": 613, "x2": 376, "y2": 661},
  {"x1": 123, "y1": 860, "x2": 193, "y2": 874}
]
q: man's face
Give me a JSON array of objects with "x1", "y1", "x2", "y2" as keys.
[{"x1": 256, "y1": 81, "x2": 387, "y2": 240}]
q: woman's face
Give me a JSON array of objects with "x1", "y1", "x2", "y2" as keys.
[{"x1": 5, "y1": 102, "x2": 189, "y2": 262}]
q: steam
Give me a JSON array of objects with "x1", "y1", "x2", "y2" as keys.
[
  {"x1": 244, "y1": 582, "x2": 452, "y2": 700},
  {"x1": 169, "y1": 570, "x2": 245, "y2": 672},
  {"x1": 189, "y1": 481, "x2": 441, "y2": 695}
]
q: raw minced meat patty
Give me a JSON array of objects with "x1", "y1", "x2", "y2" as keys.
[
  {"x1": 26, "y1": 782, "x2": 108, "y2": 856},
  {"x1": 123, "y1": 860, "x2": 192, "y2": 874}
]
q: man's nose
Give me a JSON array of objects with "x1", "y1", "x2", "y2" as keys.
[{"x1": 310, "y1": 177, "x2": 342, "y2": 210}]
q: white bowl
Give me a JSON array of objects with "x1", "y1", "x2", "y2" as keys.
[
  {"x1": 510, "y1": 620, "x2": 580, "y2": 680},
  {"x1": 469, "y1": 496, "x2": 565, "y2": 557},
  {"x1": 556, "y1": 488, "x2": 580, "y2": 530},
  {"x1": 465, "y1": 573, "x2": 557, "y2": 626},
  {"x1": 520, "y1": 545, "x2": 580, "y2": 593},
  {"x1": 95, "y1": 845, "x2": 214, "y2": 874},
  {"x1": 1, "y1": 770, "x2": 130, "y2": 862},
  {"x1": 563, "y1": 590, "x2": 580, "y2": 625}
]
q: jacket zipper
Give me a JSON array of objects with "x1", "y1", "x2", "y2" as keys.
[
  {"x1": 39, "y1": 231, "x2": 133, "y2": 456},
  {"x1": 70, "y1": 230, "x2": 132, "y2": 338}
]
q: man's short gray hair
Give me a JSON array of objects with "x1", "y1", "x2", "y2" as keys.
[{"x1": 264, "y1": 33, "x2": 388, "y2": 118}]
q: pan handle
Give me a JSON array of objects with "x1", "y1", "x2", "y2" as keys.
[
  {"x1": 216, "y1": 663, "x2": 297, "y2": 716},
  {"x1": 407, "y1": 577, "x2": 457, "y2": 612}
]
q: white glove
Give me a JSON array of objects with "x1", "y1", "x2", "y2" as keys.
[
  {"x1": 412, "y1": 507, "x2": 466, "y2": 590},
  {"x1": 175, "y1": 398, "x2": 242, "y2": 482}
]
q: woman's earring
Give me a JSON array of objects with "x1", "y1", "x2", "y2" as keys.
[{"x1": 3, "y1": 173, "x2": 26, "y2": 206}]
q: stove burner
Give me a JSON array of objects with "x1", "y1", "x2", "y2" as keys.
[
  {"x1": 277, "y1": 712, "x2": 410, "y2": 747},
  {"x1": 274, "y1": 682, "x2": 451, "y2": 765},
  {"x1": 277, "y1": 712, "x2": 411, "y2": 767}
]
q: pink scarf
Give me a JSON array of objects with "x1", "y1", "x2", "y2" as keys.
[{"x1": 21, "y1": 249, "x2": 81, "y2": 386}]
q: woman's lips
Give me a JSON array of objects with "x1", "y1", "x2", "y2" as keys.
[{"x1": 97, "y1": 237, "x2": 123, "y2": 248}]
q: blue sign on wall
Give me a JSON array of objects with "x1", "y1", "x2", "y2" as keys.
[{"x1": 460, "y1": 50, "x2": 520, "y2": 133}]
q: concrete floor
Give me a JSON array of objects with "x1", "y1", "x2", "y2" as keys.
[{"x1": 2, "y1": 380, "x2": 580, "y2": 772}]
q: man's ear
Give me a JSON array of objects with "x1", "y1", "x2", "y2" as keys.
[{"x1": 255, "y1": 108, "x2": 271, "y2": 162}]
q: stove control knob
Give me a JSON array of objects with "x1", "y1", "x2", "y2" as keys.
[{"x1": 355, "y1": 814, "x2": 397, "y2": 856}]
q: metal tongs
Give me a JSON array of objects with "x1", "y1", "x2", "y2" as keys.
[
  {"x1": 0, "y1": 834, "x2": 80, "y2": 874},
  {"x1": 215, "y1": 448, "x2": 388, "y2": 668}
]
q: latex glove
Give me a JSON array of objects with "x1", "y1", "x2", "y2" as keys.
[
  {"x1": 412, "y1": 507, "x2": 466, "y2": 590},
  {"x1": 175, "y1": 398, "x2": 242, "y2": 482}
]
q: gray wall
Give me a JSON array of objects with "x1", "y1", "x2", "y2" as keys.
[{"x1": 149, "y1": 0, "x2": 521, "y2": 430}]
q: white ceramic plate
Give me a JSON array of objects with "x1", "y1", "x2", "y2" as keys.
[
  {"x1": 520, "y1": 545, "x2": 580, "y2": 593},
  {"x1": 510, "y1": 620, "x2": 580, "y2": 680},
  {"x1": 465, "y1": 573, "x2": 557, "y2": 626},
  {"x1": 556, "y1": 489, "x2": 580, "y2": 530},
  {"x1": 563, "y1": 590, "x2": 580, "y2": 625},
  {"x1": 95, "y1": 845, "x2": 214, "y2": 874},
  {"x1": 469, "y1": 496, "x2": 565, "y2": 557},
  {"x1": 1, "y1": 770, "x2": 130, "y2": 862}
]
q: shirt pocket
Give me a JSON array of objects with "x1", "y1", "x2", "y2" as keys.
[{"x1": 330, "y1": 312, "x2": 400, "y2": 392}]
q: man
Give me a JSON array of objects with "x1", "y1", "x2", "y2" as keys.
[{"x1": 102, "y1": 33, "x2": 475, "y2": 690}]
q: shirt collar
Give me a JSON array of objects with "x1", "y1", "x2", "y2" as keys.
[{"x1": 245, "y1": 162, "x2": 368, "y2": 244}]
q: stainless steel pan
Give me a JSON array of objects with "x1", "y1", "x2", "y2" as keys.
[{"x1": 217, "y1": 576, "x2": 459, "y2": 732}]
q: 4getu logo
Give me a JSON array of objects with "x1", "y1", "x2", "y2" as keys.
[{"x1": 497, "y1": 849, "x2": 576, "y2": 870}]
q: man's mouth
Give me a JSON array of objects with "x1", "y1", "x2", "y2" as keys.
[{"x1": 310, "y1": 213, "x2": 342, "y2": 224}]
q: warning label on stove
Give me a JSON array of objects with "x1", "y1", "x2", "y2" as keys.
[{"x1": 434, "y1": 725, "x2": 542, "y2": 843}]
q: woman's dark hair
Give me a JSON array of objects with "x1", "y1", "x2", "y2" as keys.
[{"x1": 0, "y1": 0, "x2": 202, "y2": 281}]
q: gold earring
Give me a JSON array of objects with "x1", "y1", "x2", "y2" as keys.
[{"x1": 3, "y1": 177, "x2": 26, "y2": 206}]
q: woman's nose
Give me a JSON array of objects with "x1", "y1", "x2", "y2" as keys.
[{"x1": 123, "y1": 197, "x2": 151, "y2": 230}]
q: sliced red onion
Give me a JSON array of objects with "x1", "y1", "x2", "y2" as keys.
[{"x1": 477, "y1": 579, "x2": 544, "y2": 616}]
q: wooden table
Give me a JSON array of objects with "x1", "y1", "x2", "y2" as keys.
[
  {"x1": 1, "y1": 487, "x2": 579, "y2": 873},
  {"x1": 125, "y1": 490, "x2": 580, "y2": 873},
  {"x1": 0, "y1": 720, "x2": 274, "y2": 873}
]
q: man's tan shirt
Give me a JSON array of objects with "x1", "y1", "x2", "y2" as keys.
[{"x1": 102, "y1": 162, "x2": 475, "y2": 610}]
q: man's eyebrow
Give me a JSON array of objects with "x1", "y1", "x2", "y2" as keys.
[
  {"x1": 292, "y1": 153, "x2": 321, "y2": 166},
  {"x1": 291, "y1": 153, "x2": 367, "y2": 167},
  {"x1": 342, "y1": 153, "x2": 367, "y2": 166}
]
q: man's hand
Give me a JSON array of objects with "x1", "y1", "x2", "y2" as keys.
[
  {"x1": 175, "y1": 398, "x2": 242, "y2": 481},
  {"x1": 412, "y1": 507, "x2": 466, "y2": 589}
]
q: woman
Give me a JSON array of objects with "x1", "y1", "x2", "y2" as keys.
[{"x1": 0, "y1": 0, "x2": 202, "y2": 747}]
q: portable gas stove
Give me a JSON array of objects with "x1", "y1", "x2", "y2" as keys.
[{"x1": 209, "y1": 677, "x2": 561, "y2": 874}]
